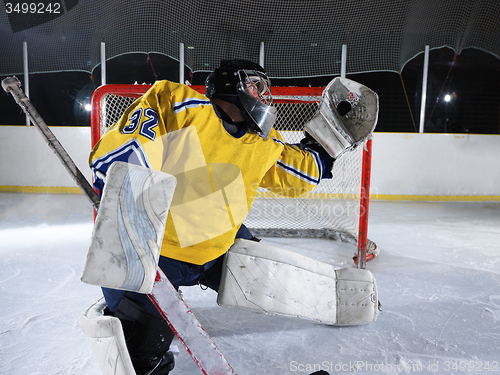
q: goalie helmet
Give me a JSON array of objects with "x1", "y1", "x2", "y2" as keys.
[{"x1": 205, "y1": 59, "x2": 277, "y2": 140}]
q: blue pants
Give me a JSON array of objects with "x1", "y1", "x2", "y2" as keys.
[{"x1": 102, "y1": 224, "x2": 254, "y2": 315}]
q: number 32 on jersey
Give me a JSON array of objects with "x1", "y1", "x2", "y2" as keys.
[{"x1": 122, "y1": 108, "x2": 159, "y2": 141}]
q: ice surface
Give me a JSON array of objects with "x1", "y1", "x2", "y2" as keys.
[{"x1": 1, "y1": 192, "x2": 499, "y2": 375}]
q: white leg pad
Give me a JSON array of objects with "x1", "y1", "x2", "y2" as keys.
[
  {"x1": 78, "y1": 298, "x2": 136, "y2": 375},
  {"x1": 81, "y1": 162, "x2": 177, "y2": 294},
  {"x1": 217, "y1": 239, "x2": 378, "y2": 326}
]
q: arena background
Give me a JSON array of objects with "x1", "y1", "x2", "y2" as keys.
[{"x1": 1, "y1": 0, "x2": 500, "y2": 133}]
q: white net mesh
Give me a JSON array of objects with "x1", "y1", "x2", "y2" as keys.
[
  {"x1": 92, "y1": 85, "x2": 372, "y2": 246},
  {"x1": 100, "y1": 94, "x2": 138, "y2": 129}
]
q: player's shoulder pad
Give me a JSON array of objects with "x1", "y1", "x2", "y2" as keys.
[
  {"x1": 164, "y1": 81, "x2": 208, "y2": 100},
  {"x1": 148, "y1": 80, "x2": 182, "y2": 95}
]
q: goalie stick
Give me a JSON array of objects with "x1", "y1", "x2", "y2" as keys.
[{"x1": 2, "y1": 76, "x2": 236, "y2": 375}]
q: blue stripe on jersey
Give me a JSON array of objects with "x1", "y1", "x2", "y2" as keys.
[
  {"x1": 173, "y1": 98, "x2": 211, "y2": 115},
  {"x1": 271, "y1": 137, "x2": 285, "y2": 147},
  {"x1": 276, "y1": 159, "x2": 320, "y2": 185},
  {"x1": 304, "y1": 148, "x2": 323, "y2": 180},
  {"x1": 90, "y1": 139, "x2": 150, "y2": 193}
]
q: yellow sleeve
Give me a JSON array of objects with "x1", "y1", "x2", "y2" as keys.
[{"x1": 260, "y1": 138, "x2": 322, "y2": 198}]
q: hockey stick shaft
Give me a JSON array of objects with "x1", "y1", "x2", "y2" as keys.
[
  {"x1": 356, "y1": 138, "x2": 372, "y2": 269},
  {"x1": 2, "y1": 76, "x2": 236, "y2": 374},
  {"x1": 2, "y1": 76, "x2": 100, "y2": 212},
  {"x1": 150, "y1": 270, "x2": 237, "y2": 375}
]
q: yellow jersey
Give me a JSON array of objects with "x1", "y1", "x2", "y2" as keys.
[{"x1": 90, "y1": 80, "x2": 324, "y2": 265}]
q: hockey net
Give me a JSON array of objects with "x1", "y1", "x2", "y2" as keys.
[{"x1": 90, "y1": 84, "x2": 375, "y2": 260}]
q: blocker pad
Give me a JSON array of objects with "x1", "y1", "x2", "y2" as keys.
[
  {"x1": 218, "y1": 239, "x2": 378, "y2": 326},
  {"x1": 81, "y1": 162, "x2": 177, "y2": 294}
]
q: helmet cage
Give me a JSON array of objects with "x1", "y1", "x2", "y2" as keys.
[{"x1": 235, "y1": 69, "x2": 273, "y2": 105}]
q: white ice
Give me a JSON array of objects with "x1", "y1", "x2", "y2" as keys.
[{"x1": 1, "y1": 192, "x2": 499, "y2": 375}]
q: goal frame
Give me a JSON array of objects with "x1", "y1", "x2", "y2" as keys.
[
  {"x1": 90, "y1": 84, "x2": 373, "y2": 268},
  {"x1": 91, "y1": 84, "x2": 327, "y2": 147}
]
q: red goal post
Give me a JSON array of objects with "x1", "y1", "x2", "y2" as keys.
[{"x1": 90, "y1": 84, "x2": 374, "y2": 268}]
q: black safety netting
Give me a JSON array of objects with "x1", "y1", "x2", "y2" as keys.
[{"x1": 1, "y1": 0, "x2": 500, "y2": 77}]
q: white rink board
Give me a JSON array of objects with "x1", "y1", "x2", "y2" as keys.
[
  {"x1": 0, "y1": 126, "x2": 92, "y2": 187},
  {"x1": 370, "y1": 133, "x2": 500, "y2": 198},
  {"x1": 0, "y1": 126, "x2": 499, "y2": 198}
]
